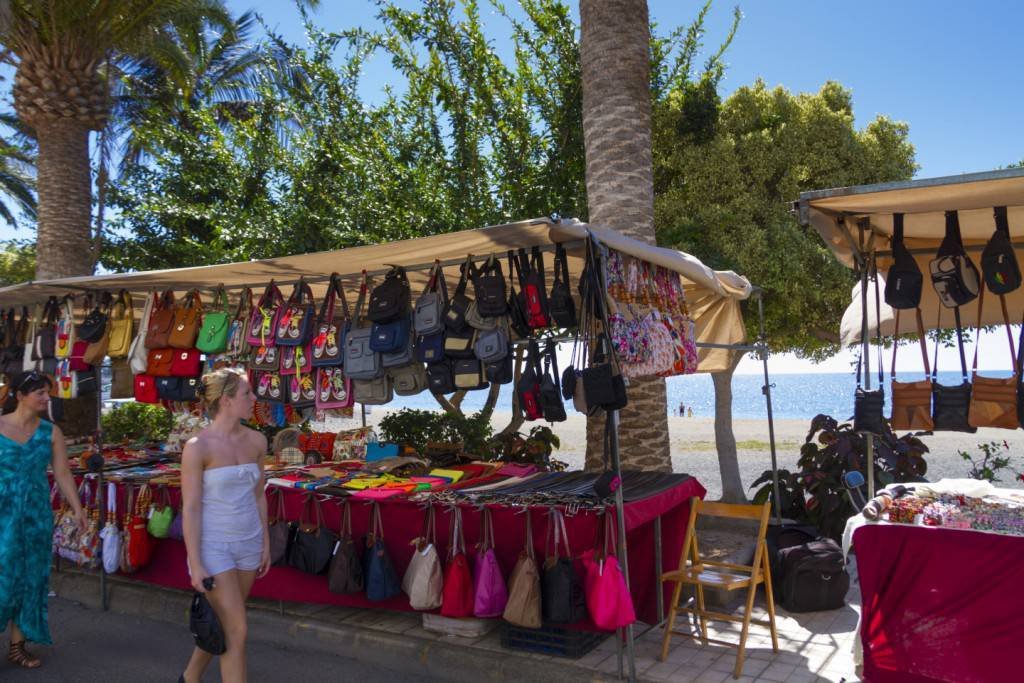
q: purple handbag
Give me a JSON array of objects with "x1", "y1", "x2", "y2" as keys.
[
  {"x1": 472, "y1": 508, "x2": 508, "y2": 618},
  {"x1": 168, "y1": 498, "x2": 184, "y2": 540}
]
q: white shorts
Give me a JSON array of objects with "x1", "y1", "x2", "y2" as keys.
[{"x1": 196, "y1": 536, "x2": 263, "y2": 577}]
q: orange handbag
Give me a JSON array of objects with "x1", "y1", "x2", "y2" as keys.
[
  {"x1": 968, "y1": 285, "x2": 1019, "y2": 429},
  {"x1": 145, "y1": 290, "x2": 176, "y2": 349},
  {"x1": 889, "y1": 308, "x2": 935, "y2": 432},
  {"x1": 146, "y1": 348, "x2": 175, "y2": 377},
  {"x1": 169, "y1": 289, "x2": 204, "y2": 349}
]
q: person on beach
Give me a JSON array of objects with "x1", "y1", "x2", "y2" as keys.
[
  {"x1": 0, "y1": 371, "x2": 86, "y2": 670},
  {"x1": 180, "y1": 368, "x2": 269, "y2": 683},
  {"x1": 687, "y1": 407, "x2": 693, "y2": 418},
  {"x1": 678, "y1": 401, "x2": 685, "y2": 416}
]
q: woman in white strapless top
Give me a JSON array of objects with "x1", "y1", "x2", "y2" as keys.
[{"x1": 179, "y1": 368, "x2": 269, "y2": 683}]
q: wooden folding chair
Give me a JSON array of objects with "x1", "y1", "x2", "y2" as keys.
[{"x1": 659, "y1": 498, "x2": 778, "y2": 679}]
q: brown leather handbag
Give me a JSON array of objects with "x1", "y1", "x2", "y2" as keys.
[
  {"x1": 168, "y1": 289, "x2": 203, "y2": 349},
  {"x1": 968, "y1": 284, "x2": 1019, "y2": 429},
  {"x1": 145, "y1": 290, "x2": 176, "y2": 349},
  {"x1": 889, "y1": 308, "x2": 934, "y2": 432}
]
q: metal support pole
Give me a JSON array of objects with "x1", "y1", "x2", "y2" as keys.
[
  {"x1": 859, "y1": 251, "x2": 876, "y2": 500},
  {"x1": 756, "y1": 293, "x2": 783, "y2": 525},
  {"x1": 654, "y1": 515, "x2": 664, "y2": 623},
  {"x1": 360, "y1": 404, "x2": 367, "y2": 429}
]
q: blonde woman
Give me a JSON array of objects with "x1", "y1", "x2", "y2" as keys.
[{"x1": 179, "y1": 368, "x2": 269, "y2": 683}]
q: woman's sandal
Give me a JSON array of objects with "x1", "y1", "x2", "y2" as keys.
[{"x1": 8, "y1": 640, "x2": 41, "y2": 669}]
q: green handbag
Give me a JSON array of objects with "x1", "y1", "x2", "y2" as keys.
[
  {"x1": 147, "y1": 486, "x2": 174, "y2": 539},
  {"x1": 196, "y1": 285, "x2": 231, "y2": 354}
]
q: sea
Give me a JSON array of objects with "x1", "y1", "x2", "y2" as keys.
[{"x1": 371, "y1": 370, "x2": 1011, "y2": 421}]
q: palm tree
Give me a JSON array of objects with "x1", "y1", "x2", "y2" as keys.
[
  {"x1": 0, "y1": 113, "x2": 36, "y2": 229},
  {"x1": 579, "y1": 0, "x2": 671, "y2": 471},
  {"x1": 0, "y1": 0, "x2": 233, "y2": 279}
]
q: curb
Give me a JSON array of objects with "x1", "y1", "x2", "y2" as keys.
[{"x1": 50, "y1": 569, "x2": 628, "y2": 683}]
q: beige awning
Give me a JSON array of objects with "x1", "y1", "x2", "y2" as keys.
[
  {"x1": 796, "y1": 168, "x2": 1024, "y2": 344},
  {"x1": 0, "y1": 218, "x2": 753, "y2": 372}
]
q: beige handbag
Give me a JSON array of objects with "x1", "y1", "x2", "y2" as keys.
[
  {"x1": 889, "y1": 308, "x2": 934, "y2": 432},
  {"x1": 968, "y1": 285, "x2": 1019, "y2": 429},
  {"x1": 402, "y1": 506, "x2": 443, "y2": 611},
  {"x1": 502, "y1": 510, "x2": 542, "y2": 629},
  {"x1": 107, "y1": 290, "x2": 134, "y2": 359},
  {"x1": 109, "y1": 358, "x2": 134, "y2": 399},
  {"x1": 129, "y1": 292, "x2": 156, "y2": 375}
]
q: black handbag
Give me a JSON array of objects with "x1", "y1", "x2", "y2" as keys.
[
  {"x1": 453, "y1": 358, "x2": 488, "y2": 391},
  {"x1": 548, "y1": 243, "x2": 577, "y2": 328},
  {"x1": 539, "y1": 343, "x2": 566, "y2": 422},
  {"x1": 506, "y1": 251, "x2": 531, "y2": 339},
  {"x1": 367, "y1": 266, "x2": 411, "y2": 323},
  {"x1": 485, "y1": 352, "x2": 514, "y2": 385},
  {"x1": 288, "y1": 494, "x2": 339, "y2": 575},
  {"x1": 190, "y1": 588, "x2": 226, "y2": 655},
  {"x1": 473, "y1": 254, "x2": 508, "y2": 317},
  {"x1": 981, "y1": 206, "x2": 1021, "y2": 295},
  {"x1": 853, "y1": 264, "x2": 885, "y2": 435},
  {"x1": 427, "y1": 360, "x2": 456, "y2": 395},
  {"x1": 443, "y1": 326, "x2": 476, "y2": 359},
  {"x1": 541, "y1": 510, "x2": 586, "y2": 624},
  {"x1": 930, "y1": 305, "x2": 976, "y2": 433},
  {"x1": 77, "y1": 293, "x2": 110, "y2": 343},
  {"x1": 416, "y1": 332, "x2": 445, "y2": 363},
  {"x1": 582, "y1": 334, "x2": 628, "y2": 412},
  {"x1": 328, "y1": 502, "x2": 364, "y2": 594},
  {"x1": 884, "y1": 213, "x2": 923, "y2": 310},
  {"x1": 33, "y1": 296, "x2": 59, "y2": 361},
  {"x1": 444, "y1": 257, "x2": 474, "y2": 331},
  {"x1": 930, "y1": 210, "x2": 980, "y2": 308}
]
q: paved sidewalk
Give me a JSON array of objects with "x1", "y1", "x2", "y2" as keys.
[{"x1": 47, "y1": 560, "x2": 861, "y2": 683}]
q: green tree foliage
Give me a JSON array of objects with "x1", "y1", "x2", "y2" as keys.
[
  {"x1": 0, "y1": 241, "x2": 36, "y2": 285},
  {"x1": 654, "y1": 79, "x2": 917, "y2": 357}
]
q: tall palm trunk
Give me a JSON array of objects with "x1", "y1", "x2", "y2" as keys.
[
  {"x1": 712, "y1": 350, "x2": 747, "y2": 502},
  {"x1": 580, "y1": 0, "x2": 671, "y2": 472},
  {"x1": 34, "y1": 119, "x2": 96, "y2": 279}
]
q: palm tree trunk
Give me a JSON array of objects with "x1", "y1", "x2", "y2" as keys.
[
  {"x1": 580, "y1": 0, "x2": 670, "y2": 472},
  {"x1": 711, "y1": 350, "x2": 748, "y2": 502},
  {"x1": 34, "y1": 119, "x2": 96, "y2": 279}
]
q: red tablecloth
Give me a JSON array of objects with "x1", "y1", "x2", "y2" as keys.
[
  {"x1": 94, "y1": 476, "x2": 705, "y2": 626},
  {"x1": 854, "y1": 523, "x2": 1024, "y2": 683}
]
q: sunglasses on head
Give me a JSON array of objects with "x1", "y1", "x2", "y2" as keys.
[{"x1": 16, "y1": 371, "x2": 42, "y2": 392}]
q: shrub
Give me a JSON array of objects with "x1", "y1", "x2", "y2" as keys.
[
  {"x1": 378, "y1": 408, "x2": 493, "y2": 458},
  {"x1": 101, "y1": 402, "x2": 174, "y2": 444}
]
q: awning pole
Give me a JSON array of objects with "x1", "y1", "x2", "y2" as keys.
[
  {"x1": 858, "y1": 234, "x2": 876, "y2": 500},
  {"x1": 756, "y1": 292, "x2": 782, "y2": 525}
]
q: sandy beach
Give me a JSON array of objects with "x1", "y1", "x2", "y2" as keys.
[{"x1": 329, "y1": 410, "x2": 1024, "y2": 500}]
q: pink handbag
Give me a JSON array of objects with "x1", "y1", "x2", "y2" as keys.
[
  {"x1": 472, "y1": 508, "x2": 508, "y2": 618},
  {"x1": 582, "y1": 513, "x2": 636, "y2": 631},
  {"x1": 315, "y1": 367, "x2": 353, "y2": 410}
]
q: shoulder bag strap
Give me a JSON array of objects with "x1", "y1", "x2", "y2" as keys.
[
  {"x1": 421, "y1": 262, "x2": 438, "y2": 297},
  {"x1": 873, "y1": 258, "x2": 883, "y2": 387},
  {"x1": 952, "y1": 304, "x2": 969, "y2": 382},
  {"x1": 234, "y1": 287, "x2": 253, "y2": 321},
  {"x1": 318, "y1": 274, "x2": 339, "y2": 323},
  {"x1": 508, "y1": 250, "x2": 523, "y2": 294},
  {"x1": 939, "y1": 210, "x2": 966, "y2": 257},
  {"x1": 353, "y1": 271, "x2": 368, "y2": 327},
  {"x1": 531, "y1": 246, "x2": 546, "y2": 281},
  {"x1": 523, "y1": 509, "x2": 534, "y2": 560},
  {"x1": 455, "y1": 256, "x2": 473, "y2": 298}
]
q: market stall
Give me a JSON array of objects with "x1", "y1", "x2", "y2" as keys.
[
  {"x1": 797, "y1": 169, "x2": 1024, "y2": 683},
  {"x1": 15, "y1": 216, "x2": 762, "y2": 681}
]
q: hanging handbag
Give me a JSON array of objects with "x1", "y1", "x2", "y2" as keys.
[
  {"x1": 129, "y1": 292, "x2": 157, "y2": 374},
  {"x1": 168, "y1": 289, "x2": 203, "y2": 349},
  {"x1": 444, "y1": 257, "x2": 474, "y2": 332},
  {"x1": 453, "y1": 358, "x2": 488, "y2": 391},
  {"x1": 517, "y1": 341, "x2": 544, "y2": 420},
  {"x1": 427, "y1": 361, "x2": 456, "y2": 395},
  {"x1": 581, "y1": 512, "x2": 636, "y2": 631},
  {"x1": 853, "y1": 262, "x2": 886, "y2": 436},
  {"x1": 55, "y1": 295, "x2": 76, "y2": 359},
  {"x1": 69, "y1": 339, "x2": 91, "y2": 372},
  {"x1": 967, "y1": 283, "x2": 1019, "y2": 429},
  {"x1": 541, "y1": 509, "x2": 586, "y2": 624},
  {"x1": 473, "y1": 508, "x2": 508, "y2": 618},
  {"x1": 288, "y1": 372, "x2": 317, "y2": 410},
  {"x1": 20, "y1": 305, "x2": 38, "y2": 372},
  {"x1": 225, "y1": 288, "x2": 253, "y2": 358},
  {"x1": 77, "y1": 293, "x2": 109, "y2": 343},
  {"x1": 518, "y1": 247, "x2": 550, "y2": 329},
  {"x1": 280, "y1": 343, "x2": 312, "y2": 377},
  {"x1": 473, "y1": 320, "x2": 509, "y2": 364},
  {"x1": 884, "y1": 213, "x2": 923, "y2": 310},
  {"x1": 316, "y1": 366, "x2": 354, "y2": 410},
  {"x1": 417, "y1": 331, "x2": 446, "y2": 364},
  {"x1": 548, "y1": 243, "x2": 577, "y2": 328},
  {"x1": 473, "y1": 254, "x2": 508, "y2": 317},
  {"x1": 353, "y1": 375, "x2": 393, "y2": 405},
  {"x1": 288, "y1": 494, "x2": 339, "y2": 574},
  {"x1": 147, "y1": 485, "x2": 174, "y2": 539},
  {"x1": 171, "y1": 348, "x2": 201, "y2": 377},
  {"x1": 156, "y1": 376, "x2": 181, "y2": 401},
  {"x1": 981, "y1": 206, "x2": 1021, "y2": 295},
  {"x1": 390, "y1": 362, "x2": 428, "y2": 396},
  {"x1": 444, "y1": 327, "x2": 476, "y2": 359},
  {"x1": 486, "y1": 352, "x2": 514, "y2": 385},
  {"x1": 440, "y1": 507, "x2": 475, "y2": 618},
  {"x1": 1017, "y1": 318, "x2": 1024, "y2": 430},
  {"x1": 100, "y1": 482, "x2": 121, "y2": 574},
  {"x1": 503, "y1": 510, "x2": 542, "y2": 628},
  {"x1": 367, "y1": 265, "x2": 411, "y2": 324},
  {"x1": 134, "y1": 374, "x2": 160, "y2": 403},
  {"x1": 110, "y1": 358, "x2": 134, "y2": 399},
  {"x1": 145, "y1": 290, "x2": 176, "y2": 349},
  {"x1": 540, "y1": 343, "x2": 567, "y2": 423},
  {"x1": 415, "y1": 262, "x2": 449, "y2": 336},
  {"x1": 506, "y1": 251, "x2": 531, "y2": 339},
  {"x1": 930, "y1": 211, "x2": 981, "y2": 308},
  {"x1": 55, "y1": 359, "x2": 78, "y2": 399},
  {"x1": 375, "y1": 316, "x2": 413, "y2": 363},
  {"x1": 312, "y1": 274, "x2": 349, "y2": 368},
  {"x1": 345, "y1": 273, "x2": 383, "y2": 380},
  {"x1": 276, "y1": 279, "x2": 317, "y2": 346},
  {"x1": 364, "y1": 504, "x2": 402, "y2": 601},
  {"x1": 123, "y1": 485, "x2": 155, "y2": 573},
  {"x1": 582, "y1": 334, "x2": 628, "y2": 412},
  {"x1": 254, "y1": 370, "x2": 285, "y2": 404},
  {"x1": 889, "y1": 308, "x2": 934, "y2": 432},
  {"x1": 247, "y1": 281, "x2": 285, "y2": 348},
  {"x1": 196, "y1": 286, "x2": 231, "y2": 354},
  {"x1": 402, "y1": 506, "x2": 443, "y2": 610},
  {"x1": 82, "y1": 297, "x2": 111, "y2": 366},
  {"x1": 267, "y1": 488, "x2": 292, "y2": 566},
  {"x1": 465, "y1": 300, "x2": 500, "y2": 331},
  {"x1": 930, "y1": 306, "x2": 976, "y2": 433},
  {"x1": 33, "y1": 297, "x2": 59, "y2": 361},
  {"x1": 107, "y1": 290, "x2": 134, "y2": 358},
  {"x1": 328, "y1": 502, "x2": 364, "y2": 594},
  {"x1": 251, "y1": 344, "x2": 280, "y2": 372}
]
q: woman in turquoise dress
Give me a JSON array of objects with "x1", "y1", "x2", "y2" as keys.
[{"x1": 0, "y1": 371, "x2": 85, "y2": 669}]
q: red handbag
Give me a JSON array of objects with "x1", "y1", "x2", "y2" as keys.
[
  {"x1": 171, "y1": 349, "x2": 201, "y2": 377},
  {"x1": 134, "y1": 375, "x2": 159, "y2": 403},
  {"x1": 299, "y1": 432, "x2": 337, "y2": 458},
  {"x1": 440, "y1": 507, "x2": 475, "y2": 618},
  {"x1": 69, "y1": 339, "x2": 91, "y2": 371},
  {"x1": 123, "y1": 485, "x2": 155, "y2": 573}
]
